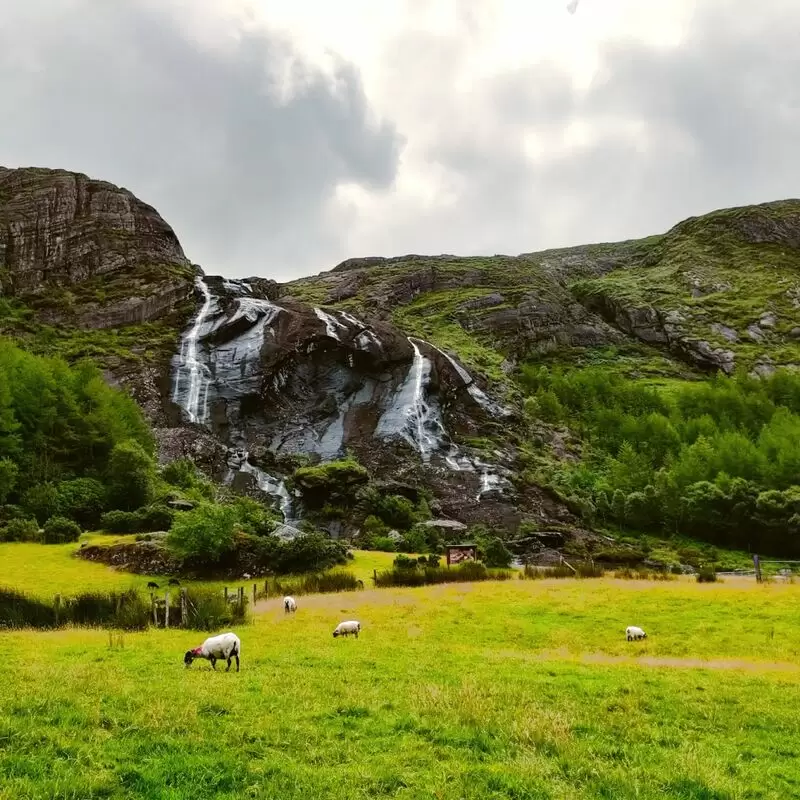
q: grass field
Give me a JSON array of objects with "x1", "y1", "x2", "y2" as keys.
[
  {"x1": 0, "y1": 541, "x2": 398, "y2": 598},
  {"x1": 3, "y1": 578, "x2": 800, "y2": 799}
]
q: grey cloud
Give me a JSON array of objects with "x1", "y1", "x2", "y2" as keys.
[
  {"x1": 0, "y1": 1, "x2": 400, "y2": 278},
  {"x1": 364, "y1": 0, "x2": 800, "y2": 259}
]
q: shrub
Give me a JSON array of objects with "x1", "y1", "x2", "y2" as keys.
[
  {"x1": 42, "y1": 516, "x2": 82, "y2": 544},
  {"x1": 70, "y1": 590, "x2": 151, "y2": 630},
  {"x1": 0, "y1": 588, "x2": 56, "y2": 628},
  {"x1": 55, "y1": 478, "x2": 107, "y2": 529},
  {"x1": 1, "y1": 517, "x2": 41, "y2": 542},
  {"x1": 374, "y1": 561, "x2": 513, "y2": 588},
  {"x1": 293, "y1": 459, "x2": 369, "y2": 509},
  {"x1": 522, "y1": 563, "x2": 605, "y2": 580},
  {"x1": 393, "y1": 554, "x2": 418, "y2": 570},
  {"x1": 167, "y1": 504, "x2": 237, "y2": 563},
  {"x1": 162, "y1": 458, "x2": 201, "y2": 489},
  {"x1": 373, "y1": 494, "x2": 419, "y2": 531},
  {"x1": 258, "y1": 534, "x2": 349, "y2": 575},
  {"x1": 183, "y1": 588, "x2": 248, "y2": 630},
  {"x1": 100, "y1": 504, "x2": 175, "y2": 534},
  {"x1": 0, "y1": 458, "x2": 18, "y2": 504},
  {"x1": 696, "y1": 566, "x2": 718, "y2": 583},
  {"x1": 107, "y1": 440, "x2": 156, "y2": 511},
  {"x1": 21, "y1": 483, "x2": 60, "y2": 525},
  {"x1": 371, "y1": 536, "x2": 397, "y2": 553},
  {"x1": 481, "y1": 537, "x2": 513, "y2": 568}
]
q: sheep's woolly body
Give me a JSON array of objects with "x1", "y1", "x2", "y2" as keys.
[
  {"x1": 185, "y1": 632, "x2": 241, "y2": 671},
  {"x1": 333, "y1": 620, "x2": 361, "y2": 638},
  {"x1": 626, "y1": 626, "x2": 647, "y2": 641},
  {"x1": 284, "y1": 596, "x2": 297, "y2": 613}
]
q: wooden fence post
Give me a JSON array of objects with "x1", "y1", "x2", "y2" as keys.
[
  {"x1": 373, "y1": 569, "x2": 377, "y2": 585},
  {"x1": 264, "y1": 580, "x2": 269, "y2": 598},
  {"x1": 239, "y1": 586, "x2": 244, "y2": 607},
  {"x1": 253, "y1": 583, "x2": 257, "y2": 605},
  {"x1": 180, "y1": 588, "x2": 187, "y2": 627},
  {"x1": 165, "y1": 591, "x2": 170, "y2": 628},
  {"x1": 753, "y1": 554, "x2": 763, "y2": 584},
  {"x1": 54, "y1": 594, "x2": 61, "y2": 627},
  {"x1": 152, "y1": 594, "x2": 158, "y2": 626},
  {"x1": 224, "y1": 586, "x2": 228, "y2": 602}
]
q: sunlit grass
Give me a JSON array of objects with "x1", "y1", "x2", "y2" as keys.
[
  {"x1": 2, "y1": 578, "x2": 800, "y2": 798},
  {"x1": 0, "y1": 542, "x2": 398, "y2": 599}
]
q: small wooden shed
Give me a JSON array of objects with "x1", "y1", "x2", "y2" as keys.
[{"x1": 445, "y1": 543, "x2": 478, "y2": 566}]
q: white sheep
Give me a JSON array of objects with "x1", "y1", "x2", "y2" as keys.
[
  {"x1": 626, "y1": 626, "x2": 647, "y2": 641},
  {"x1": 284, "y1": 596, "x2": 297, "y2": 614},
  {"x1": 184, "y1": 632, "x2": 241, "y2": 671},
  {"x1": 333, "y1": 620, "x2": 361, "y2": 638}
]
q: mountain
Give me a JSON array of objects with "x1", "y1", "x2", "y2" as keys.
[{"x1": 3, "y1": 166, "x2": 800, "y2": 560}]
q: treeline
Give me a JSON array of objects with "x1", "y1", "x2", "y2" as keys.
[
  {"x1": 0, "y1": 339, "x2": 163, "y2": 540},
  {"x1": 522, "y1": 366, "x2": 800, "y2": 556}
]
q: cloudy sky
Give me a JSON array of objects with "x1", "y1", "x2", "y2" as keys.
[{"x1": 2, "y1": 0, "x2": 798, "y2": 279}]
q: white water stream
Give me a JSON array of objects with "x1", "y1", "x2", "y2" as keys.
[{"x1": 172, "y1": 276, "x2": 214, "y2": 424}]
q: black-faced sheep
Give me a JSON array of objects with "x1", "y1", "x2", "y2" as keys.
[{"x1": 184, "y1": 632, "x2": 241, "y2": 672}]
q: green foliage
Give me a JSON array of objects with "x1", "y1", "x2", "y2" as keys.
[
  {"x1": 293, "y1": 459, "x2": 369, "y2": 509},
  {"x1": 166, "y1": 504, "x2": 238, "y2": 563},
  {"x1": 162, "y1": 458, "x2": 203, "y2": 490},
  {"x1": 0, "y1": 458, "x2": 18, "y2": 504},
  {"x1": 0, "y1": 517, "x2": 40, "y2": 543},
  {"x1": 481, "y1": 536, "x2": 513, "y2": 568},
  {"x1": 41, "y1": 516, "x2": 82, "y2": 544},
  {"x1": 100, "y1": 505, "x2": 174, "y2": 534},
  {"x1": 251, "y1": 533, "x2": 349, "y2": 575},
  {"x1": 21, "y1": 483, "x2": 60, "y2": 525},
  {"x1": 107, "y1": 440, "x2": 156, "y2": 511},
  {"x1": 370, "y1": 536, "x2": 397, "y2": 553},
  {"x1": 696, "y1": 566, "x2": 718, "y2": 583},
  {"x1": 54, "y1": 478, "x2": 107, "y2": 529},
  {"x1": 375, "y1": 561, "x2": 513, "y2": 587},
  {"x1": 528, "y1": 366, "x2": 800, "y2": 556}
]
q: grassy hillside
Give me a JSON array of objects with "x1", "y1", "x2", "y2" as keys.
[{"x1": 2, "y1": 579, "x2": 799, "y2": 798}]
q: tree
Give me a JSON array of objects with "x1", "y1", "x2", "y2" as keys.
[
  {"x1": 166, "y1": 504, "x2": 238, "y2": 563},
  {"x1": 482, "y1": 537, "x2": 513, "y2": 568},
  {"x1": 107, "y1": 440, "x2": 156, "y2": 511},
  {"x1": 0, "y1": 458, "x2": 18, "y2": 504},
  {"x1": 55, "y1": 478, "x2": 107, "y2": 529}
]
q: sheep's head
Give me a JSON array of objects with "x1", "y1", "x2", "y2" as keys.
[
  {"x1": 333, "y1": 630, "x2": 339, "y2": 638},
  {"x1": 184, "y1": 647, "x2": 201, "y2": 667}
]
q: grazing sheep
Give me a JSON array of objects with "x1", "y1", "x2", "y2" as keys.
[
  {"x1": 242, "y1": 573, "x2": 251, "y2": 580},
  {"x1": 147, "y1": 581, "x2": 159, "y2": 590},
  {"x1": 333, "y1": 620, "x2": 360, "y2": 638},
  {"x1": 626, "y1": 626, "x2": 647, "y2": 641},
  {"x1": 284, "y1": 596, "x2": 297, "y2": 614},
  {"x1": 184, "y1": 632, "x2": 241, "y2": 672},
  {"x1": 168, "y1": 578, "x2": 181, "y2": 586}
]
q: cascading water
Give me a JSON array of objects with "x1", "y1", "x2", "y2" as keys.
[
  {"x1": 314, "y1": 308, "x2": 348, "y2": 341},
  {"x1": 172, "y1": 277, "x2": 214, "y2": 424},
  {"x1": 227, "y1": 449, "x2": 296, "y2": 525},
  {"x1": 376, "y1": 338, "x2": 447, "y2": 462},
  {"x1": 433, "y1": 346, "x2": 512, "y2": 418}
]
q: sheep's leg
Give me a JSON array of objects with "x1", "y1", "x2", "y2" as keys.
[
  {"x1": 354, "y1": 630, "x2": 359, "y2": 638},
  {"x1": 235, "y1": 654, "x2": 240, "y2": 672},
  {"x1": 210, "y1": 656, "x2": 217, "y2": 670},
  {"x1": 226, "y1": 656, "x2": 231, "y2": 672}
]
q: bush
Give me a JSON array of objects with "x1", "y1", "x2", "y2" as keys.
[
  {"x1": 293, "y1": 459, "x2": 369, "y2": 509},
  {"x1": 21, "y1": 483, "x2": 60, "y2": 525},
  {"x1": 374, "y1": 561, "x2": 513, "y2": 588},
  {"x1": 696, "y1": 566, "x2": 718, "y2": 583},
  {"x1": 42, "y1": 516, "x2": 82, "y2": 544},
  {"x1": 481, "y1": 537, "x2": 513, "y2": 568},
  {"x1": 522, "y1": 563, "x2": 605, "y2": 580},
  {"x1": 0, "y1": 458, "x2": 18, "y2": 504},
  {"x1": 55, "y1": 478, "x2": 107, "y2": 529},
  {"x1": 107, "y1": 440, "x2": 156, "y2": 511},
  {"x1": 183, "y1": 588, "x2": 248, "y2": 630},
  {"x1": 167, "y1": 504, "x2": 237, "y2": 563},
  {"x1": 255, "y1": 533, "x2": 349, "y2": 575},
  {"x1": 162, "y1": 458, "x2": 201, "y2": 489},
  {"x1": 371, "y1": 536, "x2": 397, "y2": 553},
  {"x1": 263, "y1": 570, "x2": 361, "y2": 598},
  {"x1": 1, "y1": 517, "x2": 41, "y2": 542},
  {"x1": 393, "y1": 554, "x2": 418, "y2": 570},
  {"x1": 100, "y1": 505, "x2": 175, "y2": 534}
]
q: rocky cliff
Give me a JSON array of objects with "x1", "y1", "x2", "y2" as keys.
[{"x1": 3, "y1": 166, "x2": 800, "y2": 547}]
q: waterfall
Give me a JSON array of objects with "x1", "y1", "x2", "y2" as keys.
[
  {"x1": 314, "y1": 308, "x2": 347, "y2": 340},
  {"x1": 376, "y1": 338, "x2": 446, "y2": 461},
  {"x1": 434, "y1": 346, "x2": 512, "y2": 418},
  {"x1": 172, "y1": 277, "x2": 214, "y2": 424},
  {"x1": 229, "y1": 449, "x2": 295, "y2": 524}
]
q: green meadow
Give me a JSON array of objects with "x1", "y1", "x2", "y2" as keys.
[{"x1": 2, "y1": 577, "x2": 800, "y2": 799}]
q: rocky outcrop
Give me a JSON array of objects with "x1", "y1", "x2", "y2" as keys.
[{"x1": 0, "y1": 167, "x2": 189, "y2": 295}]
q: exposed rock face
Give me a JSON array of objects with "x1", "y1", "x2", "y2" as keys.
[
  {"x1": 0, "y1": 167, "x2": 188, "y2": 290},
  {"x1": 0, "y1": 166, "x2": 194, "y2": 328}
]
